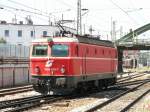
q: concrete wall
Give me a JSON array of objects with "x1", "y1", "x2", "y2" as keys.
[{"x1": 0, "y1": 65, "x2": 30, "y2": 88}]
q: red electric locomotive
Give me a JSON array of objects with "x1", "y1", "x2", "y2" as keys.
[{"x1": 30, "y1": 35, "x2": 118, "y2": 95}]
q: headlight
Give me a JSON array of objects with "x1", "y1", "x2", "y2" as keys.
[{"x1": 35, "y1": 66, "x2": 40, "y2": 74}]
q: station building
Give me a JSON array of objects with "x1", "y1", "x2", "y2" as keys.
[{"x1": 0, "y1": 21, "x2": 75, "y2": 46}]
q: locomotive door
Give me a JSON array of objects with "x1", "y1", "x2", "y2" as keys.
[
  {"x1": 82, "y1": 49, "x2": 86, "y2": 75},
  {"x1": 111, "y1": 59, "x2": 114, "y2": 72},
  {"x1": 111, "y1": 50, "x2": 115, "y2": 72},
  {"x1": 111, "y1": 51, "x2": 113, "y2": 72}
]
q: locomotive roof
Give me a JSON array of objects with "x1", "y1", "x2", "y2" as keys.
[
  {"x1": 32, "y1": 36, "x2": 115, "y2": 47},
  {"x1": 77, "y1": 36, "x2": 115, "y2": 47},
  {"x1": 32, "y1": 37, "x2": 78, "y2": 43}
]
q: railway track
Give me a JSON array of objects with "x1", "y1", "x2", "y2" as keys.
[
  {"x1": 0, "y1": 72, "x2": 144, "y2": 97},
  {"x1": 2, "y1": 77, "x2": 147, "y2": 112},
  {"x1": 0, "y1": 95, "x2": 63, "y2": 112},
  {"x1": 117, "y1": 72, "x2": 147, "y2": 83},
  {"x1": 34, "y1": 77, "x2": 149, "y2": 112},
  {"x1": 0, "y1": 95, "x2": 44, "y2": 109},
  {"x1": 120, "y1": 89, "x2": 150, "y2": 112},
  {"x1": 0, "y1": 85, "x2": 33, "y2": 97},
  {"x1": 84, "y1": 80, "x2": 150, "y2": 112},
  {"x1": 1, "y1": 73, "x2": 149, "y2": 112},
  {"x1": 115, "y1": 78, "x2": 150, "y2": 88}
]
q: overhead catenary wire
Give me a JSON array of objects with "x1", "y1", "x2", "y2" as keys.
[
  {"x1": 2, "y1": 0, "x2": 135, "y2": 36},
  {"x1": 129, "y1": 0, "x2": 147, "y2": 24},
  {"x1": 0, "y1": 4, "x2": 54, "y2": 24},
  {"x1": 7, "y1": 0, "x2": 71, "y2": 15},
  {"x1": 1, "y1": 7, "x2": 49, "y2": 23},
  {"x1": 7, "y1": 0, "x2": 44, "y2": 14},
  {"x1": 55, "y1": 0, "x2": 76, "y2": 9},
  {"x1": 2, "y1": 0, "x2": 77, "y2": 30},
  {"x1": 0, "y1": 4, "x2": 49, "y2": 17},
  {"x1": 108, "y1": 0, "x2": 139, "y2": 25},
  {"x1": 3, "y1": 0, "x2": 73, "y2": 25},
  {"x1": 2, "y1": 8, "x2": 25, "y2": 19},
  {"x1": 0, "y1": 3, "x2": 64, "y2": 24}
]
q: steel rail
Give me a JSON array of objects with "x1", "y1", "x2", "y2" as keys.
[
  {"x1": 0, "y1": 85, "x2": 33, "y2": 97},
  {"x1": 4, "y1": 97, "x2": 63, "y2": 112},
  {"x1": 0, "y1": 95, "x2": 41, "y2": 106},
  {"x1": 0, "y1": 95, "x2": 45, "y2": 109},
  {"x1": 0, "y1": 85, "x2": 32, "y2": 92},
  {"x1": 117, "y1": 73, "x2": 146, "y2": 83},
  {"x1": 114, "y1": 79, "x2": 150, "y2": 88},
  {"x1": 85, "y1": 80, "x2": 150, "y2": 112},
  {"x1": 120, "y1": 88, "x2": 150, "y2": 112}
]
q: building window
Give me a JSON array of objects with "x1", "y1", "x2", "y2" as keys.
[
  {"x1": 18, "y1": 30, "x2": 22, "y2": 37},
  {"x1": 31, "y1": 31, "x2": 34, "y2": 37},
  {"x1": 5, "y1": 30, "x2": 9, "y2": 37},
  {"x1": 43, "y1": 31, "x2": 47, "y2": 36},
  {"x1": 55, "y1": 31, "x2": 60, "y2": 36}
]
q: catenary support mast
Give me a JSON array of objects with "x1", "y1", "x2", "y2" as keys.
[{"x1": 77, "y1": 0, "x2": 82, "y2": 35}]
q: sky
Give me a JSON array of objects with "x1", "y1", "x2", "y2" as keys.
[{"x1": 0, "y1": 0, "x2": 150, "y2": 40}]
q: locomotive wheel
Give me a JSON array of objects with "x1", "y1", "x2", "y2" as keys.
[
  {"x1": 36, "y1": 84, "x2": 48, "y2": 95},
  {"x1": 104, "y1": 79, "x2": 109, "y2": 89},
  {"x1": 40, "y1": 88, "x2": 48, "y2": 95},
  {"x1": 76, "y1": 82, "x2": 87, "y2": 95}
]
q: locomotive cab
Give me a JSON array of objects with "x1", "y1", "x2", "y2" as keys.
[{"x1": 30, "y1": 37, "x2": 77, "y2": 95}]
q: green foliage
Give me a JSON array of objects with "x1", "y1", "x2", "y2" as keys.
[{"x1": 0, "y1": 38, "x2": 6, "y2": 44}]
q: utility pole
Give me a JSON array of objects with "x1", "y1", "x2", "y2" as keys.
[
  {"x1": 48, "y1": 13, "x2": 52, "y2": 26},
  {"x1": 89, "y1": 25, "x2": 93, "y2": 35},
  {"x1": 83, "y1": 24, "x2": 85, "y2": 34},
  {"x1": 12, "y1": 15, "x2": 17, "y2": 24},
  {"x1": 111, "y1": 20, "x2": 116, "y2": 42},
  {"x1": 120, "y1": 25, "x2": 123, "y2": 37},
  {"x1": 61, "y1": 14, "x2": 64, "y2": 26},
  {"x1": 77, "y1": 0, "x2": 82, "y2": 35}
]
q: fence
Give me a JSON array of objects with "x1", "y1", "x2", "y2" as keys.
[
  {"x1": 0, "y1": 66, "x2": 30, "y2": 88},
  {"x1": 0, "y1": 44, "x2": 30, "y2": 88},
  {"x1": 0, "y1": 44, "x2": 29, "y2": 58}
]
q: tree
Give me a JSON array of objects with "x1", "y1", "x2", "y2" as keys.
[{"x1": 0, "y1": 38, "x2": 6, "y2": 44}]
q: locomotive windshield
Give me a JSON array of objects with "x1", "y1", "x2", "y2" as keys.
[
  {"x1": 32, "y1": 45, "x2": 48, "y2": 56},
  {"x1": 51, "y1": 44, "x2": 68, "y2": 57}
]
